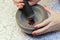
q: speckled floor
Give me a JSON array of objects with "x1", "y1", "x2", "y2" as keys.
[{"x1": 0, "y1": 0, "x2": 60, "y2": 40}]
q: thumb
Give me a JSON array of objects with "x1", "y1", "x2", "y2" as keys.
[{"x1": 43, "y1": 5, "x2": 54, "y2": 14}]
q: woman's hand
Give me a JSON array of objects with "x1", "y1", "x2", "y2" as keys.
[
  {"x1": 13, "y1": 0, "x2": 39, "y2": 9},
  {"x1": 32, "y1": 6, "x2": 60, "y2": 36}
]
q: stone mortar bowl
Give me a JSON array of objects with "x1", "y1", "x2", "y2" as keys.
[{"x1": 16, "y1": 4, "x2": 48, "y2": 34}]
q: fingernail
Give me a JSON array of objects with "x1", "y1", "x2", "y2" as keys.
[
  {"x1": 22, "y1": 3, "x2": 25, "y2": 5},
  {"x1": 18, "y1": 6, "x2": 23, "y2": 9},
  {"x1": 21, "y1": 3, "x2": 24, "y2": 5},
  {"x1": 34, "y1": 26, "x2": 39, "y2": 28},
  {"x1": 34, "y1": 26, "x2": 37, "y2": 28},
  {"x1": 32, "y1": 32, "x2": 36, "y2": 36}
]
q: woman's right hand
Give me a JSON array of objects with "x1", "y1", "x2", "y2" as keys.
[{"x1": 13, "y1": 0, "x2": 39, "y2": 9}]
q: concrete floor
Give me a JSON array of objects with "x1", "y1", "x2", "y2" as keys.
[{"x1": 0, "y1": 0, "x2": 60, "y2": 40}]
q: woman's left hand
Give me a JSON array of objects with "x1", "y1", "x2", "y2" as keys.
[{"x1": 32, "y1": 6, "x2": 60, "y2": 36}]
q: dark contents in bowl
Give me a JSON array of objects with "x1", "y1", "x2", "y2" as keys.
[{"x1": 26, "y1": 17, "x2": 35, "y2": 25}]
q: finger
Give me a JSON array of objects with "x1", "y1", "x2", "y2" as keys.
[
  {"x1": 28, "y1": 1, "x2": 35, "y2": 6},
  {"x1": 16, "y1": 3, "x2": 24, "y2": 6},
  {"x1": 17, "y1": 5, "x2": 23, "y2": 9},
  {"x1": 28, "y1": 0, "x2": 38, "y2": 6},
  {"x1": 32, "y1": 22, "x2": 52, "y2": 36},
  {"x1": 46, "y1": 21, "x2": 59, "y2": 32},
  {"x1": 43, "y1": 5, "x2": 54, "y2": 14},
  {"x1": 34, "y1": 18, "x2": 51, "y2": 28},
  {"x1": 13, "y1": 0, "x2": 23, "y2": 3},
  {"x1": 16, "y1": 3, "x2": 24, "y2": 9}
]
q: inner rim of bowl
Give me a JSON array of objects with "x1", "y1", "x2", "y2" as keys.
[{"x1": 16, "y1": 4, "x2": 48, "y2": 30}]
